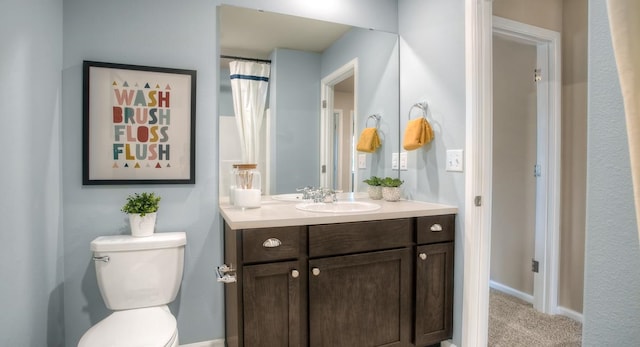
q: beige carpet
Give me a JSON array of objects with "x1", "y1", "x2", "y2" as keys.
[{"x1": 488, "y1": 289, "x2": 582, "y2": 346}]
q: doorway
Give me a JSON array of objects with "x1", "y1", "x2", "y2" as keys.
[
  {"x1": 490, "y1": 16, "x2": 561, "y2": 315},
  {"x1": 320, "y1": 59, "x2": 358, "y2": 192}
]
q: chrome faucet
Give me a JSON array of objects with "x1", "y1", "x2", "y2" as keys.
[{"x1": 296, "y1": 186, "x2": 337, "y2": 203}]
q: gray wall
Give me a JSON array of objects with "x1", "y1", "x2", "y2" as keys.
[
  {"x1": 583, "y1": 1, "x2": 640, "y2": 344},
  {"x1": 62, "y1": 0, "x2": 219, "y2": 344},
  {"x1": 397, "y1": 0, "x2": 466, "y2": 344},
  {"x1": 322, "y1": 27, "x2": 400, "y2": 190},
  {"x1": 0, "y1": 0, "x2": 64, "y2": 346},
  {"x1": 270, "y1": 48, "x2": 322, "y2": 193}
]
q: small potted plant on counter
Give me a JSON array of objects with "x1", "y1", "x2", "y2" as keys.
[
  {"x1": 381, "y1": 177, "x2": 404, "y2": 201},
  {"x1": 121, "y1": 192, "x2": 161, "y2": 237},
  {"x1": 363, "y1": 176, "x2": 383, "y2": 200}
]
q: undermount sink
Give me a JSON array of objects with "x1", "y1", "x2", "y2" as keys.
[
  {"x1": 271, "y1": 193, "x2": 307, "y2": 202},
  {"x1": 295, "y1": 201, "x2": 381, "y2": 213}
]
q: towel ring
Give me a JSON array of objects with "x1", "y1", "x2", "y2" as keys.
[
  {"x1": 408, "y1": 102, "x2": 429, "y2": 120},
  {"x1": 366, "y1": 114, "x2": 381, "y2": 128}
]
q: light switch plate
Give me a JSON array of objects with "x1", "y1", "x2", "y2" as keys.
[
  {"x1": 446, "y1": 149, "x2": 464, "y2": 172},
  {"x1": 391, "y1": 153, "x2": 399, "y2": 170},
  {"x1": 358, "y1": 154, "x2": 367, "y2": 169},
  {"x1": 400, "y1": 152, "x2": 408, "y2": 170}
]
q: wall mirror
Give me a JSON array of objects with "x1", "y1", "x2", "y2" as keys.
[{"x1": 218, "y1": 5, "x2": 400, "y2": 198}]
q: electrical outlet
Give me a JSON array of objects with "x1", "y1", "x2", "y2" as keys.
[
  {"x1": 392, "y1": 153, "x2": 399, "y2": 169},
  {"x1": 358, "y1": 154, "x2": 367, "y2": 169},
  {"x1": 400, "y1": 152, "x2": 408, "y2": 170},
  {"x1": 446, "y1": 149, "x2": 464, "y2": 172}
]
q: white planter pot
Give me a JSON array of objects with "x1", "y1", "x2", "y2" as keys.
[
  {"x1": 367, "y1": 186, "x2": 383, "y2": 200},
  {"x1": 382, "y1": 187, "x2": 402, "y2": 202},
  {"x1": 129, "y1": 212, "x2": 157, "y2": 237}
]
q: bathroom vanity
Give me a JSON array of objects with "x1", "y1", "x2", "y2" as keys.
[{"x1": 219, "y1": 196, "x2": 456, "y2": 347}]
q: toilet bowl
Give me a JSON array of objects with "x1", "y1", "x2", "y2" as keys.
[
  {"x1": 78, "y1": 306, "x2": 178, "y2": 347},
  {"x1": 78, "y1": 232, "x2": 186, "y2": 347}
]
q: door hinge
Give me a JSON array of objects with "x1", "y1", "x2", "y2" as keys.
[
  {"x1": 532, "y1": 259, "x2": 539, "y2": 273},
  {"x1": 534, "y1": 164, "x2": 542, "y2": 177},
  {"x1": 534, "y1": 68, "x2": 542, "y2": 82},
  {"x1": 322, "y1": 100, "x2": 327, "y2": 108},
  {"x1": 321, "y1": 164, "x2": 326, "y2": 173},
  {"x1": 474, "y1": 195, "x2": 482, "y2": 207}
]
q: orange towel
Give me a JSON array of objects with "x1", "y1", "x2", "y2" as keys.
[
  {"x1": 356, "y1": 127, "x2": 382, "y2": 153},
  {"x1": 403, "y1": 118, "x2": 434, "y2": 150}
]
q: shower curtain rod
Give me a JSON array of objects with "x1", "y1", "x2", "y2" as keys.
[{"x1": 220, "y1": 55, "x2": 271, "y2": 63}]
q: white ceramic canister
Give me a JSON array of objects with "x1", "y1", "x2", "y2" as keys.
[{"x1": 234, "y1": 164, "x2": 261, "y2": 208}]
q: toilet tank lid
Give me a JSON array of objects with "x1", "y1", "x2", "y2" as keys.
[{"x1": 91, "y1": 231, "x2": 186, "y2": 252}]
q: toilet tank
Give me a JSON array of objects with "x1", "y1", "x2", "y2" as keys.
[{"x1": 90, "y1": 232, "x2": 186, "y2": 310}]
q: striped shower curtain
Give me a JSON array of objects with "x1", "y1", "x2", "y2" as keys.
[
  {"x1": 607, "y1": 0, "x2": 640, "y2": 240},
  {"x1": 230, "y1": 61, "x2": 270, "y2": 164}
]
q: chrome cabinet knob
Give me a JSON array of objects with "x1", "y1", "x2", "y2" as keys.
[
  {"x1": 291, "y1": 269, "x2": 300, "y2": 278},
  {"x1": 419, "y1": 253, "x2": 427, "y2": 260},
  {"x1": 312, "y1": 267, "x2": 321, "y2": 276}
]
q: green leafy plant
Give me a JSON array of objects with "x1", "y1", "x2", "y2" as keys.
[
  {"x1": 121, "y1": 192, "x2": 161, "y2": 216},
  {"x1": 363, "y1": 176, "x2": 382, "y2": 186},
  {"x1": 380, "y1": 177, "x2": 404, "y2": 187}
]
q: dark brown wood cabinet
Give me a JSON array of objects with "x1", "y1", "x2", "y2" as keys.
[
  {"x1": 414, "y1": 215, "x2": 455, "y2": 346},
  {"x1": 309, "y1": 249, "x2": 411, "y2": 347},
  {"x1": 222, "y1": 215, "x2": 454, "y2": 347}
]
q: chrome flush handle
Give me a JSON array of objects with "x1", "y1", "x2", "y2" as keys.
[{"x1": 92, "y1": 255, "x2": 110, "y2": 263}]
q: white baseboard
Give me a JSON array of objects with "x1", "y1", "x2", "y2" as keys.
[
  {"x1": 180, "y1": 339, "x2": 225, "y2": 347},
  {"x1": 489, "y1": 280, "x2": 534, "y2": 304},
  {"x1": 557, "y1": 305, "x2": 584, "y2": 323},
  {"x1": 441, "y1": 339, "x2": 457, "y2": 347},
  {"x1": 490, "y1": 280, "x2": 583, "y2": 323}
]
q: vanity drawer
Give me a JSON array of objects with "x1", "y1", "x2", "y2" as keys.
[
  {"x1": 242, "y1": 226, "x2": 304, "y2": 263},
  {"x1": 417, "y1": 215, "x2": 455, "y2": 244},
  {"x1": 309, "y1": 219, "x2": 413, "y2": 258}
]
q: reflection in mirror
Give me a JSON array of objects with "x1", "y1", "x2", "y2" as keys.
[{"x1": 218, "y1": 5, "x2": 399, "y2": 198}]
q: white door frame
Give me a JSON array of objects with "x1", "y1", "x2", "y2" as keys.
[
  {"x1": 493, "y1": 16, "x2": 562, "y2": 314},
  {"x1": 320, "y1": 59, "x2": 358, "y2": 189},
  {"x1": 463, "y1": 2, "x2": 561, "y2": 345}
]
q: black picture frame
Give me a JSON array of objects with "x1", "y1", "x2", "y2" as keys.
[{"x1": 83, "y1": 61, "x2": 196, "y2": 185}]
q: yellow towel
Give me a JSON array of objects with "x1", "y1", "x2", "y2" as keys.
[
  {"x1": 403, "y1": 118, "x2": 434, "y2": 150},
  {"x1": 356, "y1": 127, "x2": 381, "y2": 153}
]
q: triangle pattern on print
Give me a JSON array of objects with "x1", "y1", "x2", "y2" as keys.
[
  {"x1": 123, "y1": 81, "x2": 129, "y2": 87},
  {"x1": 165, "y1": 84, "x2": 171, "y2": 90},
  {"x1": 134, "y1": 163, "x2": 141, "y2": 168},
  {"x1": 146, "y1": 163, "x2": 151, "y2": 168},
  {"x1": 135, "y1": 83, "x2": 139, "y2": 87},
  {"x1": 155, "y1": 84, "x2": 161, "y2": 88},
  {"x1": 112, "y1": 162, "x2": 119, "y2": 168},
  {"x1": 112, "y1": 81, "x2": 117, "y2": 86},
  {"x1": 144, "y1": 83, "x2": 150, "y2": 88},
  {"x1": 124, "y1": 163, "x2": 129, "y2": 168},
  {"x1": 155, "y1": 163, "x2": 162, "y2": 168},
  {"x1": 166, "y1": 163, "x2": 171, "y2": 168}
]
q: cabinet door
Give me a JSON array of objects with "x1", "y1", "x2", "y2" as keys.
[
  {"x1": 309, "y1": 248, "x2": 411, "y2": 347},
  {"x1": 243, "y1": 261, "x2": 306, "y2": 347},
  {"x1": 415, "y1": 243, "x2": 454, "y2": 346}
]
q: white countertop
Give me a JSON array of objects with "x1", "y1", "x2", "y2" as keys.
[{"x1": 219, "y1": 193, "x2": 458, "y2": 229}]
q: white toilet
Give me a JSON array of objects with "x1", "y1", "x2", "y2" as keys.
[{"x1": 78, "y1": 232, "x2": 186, "y2": 347}]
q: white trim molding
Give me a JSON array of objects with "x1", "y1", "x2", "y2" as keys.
[
  {"x1": 463, "y1": 1, "x2": 493, "y2": 346},
  {"x1": 557, "y1": 306, "x2": 584, "y2": 323},
  {"x1": 489, "y1": 280, "x2": 534, "y2": 304}
]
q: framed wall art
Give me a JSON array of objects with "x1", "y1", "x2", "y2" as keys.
[{"x1": 83, "y1": 61, "x2": 196, "y2": 185}]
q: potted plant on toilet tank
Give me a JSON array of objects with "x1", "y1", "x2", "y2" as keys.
[{"x1": 121, "y1": 192, "x2": 161, "y2": 237}]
